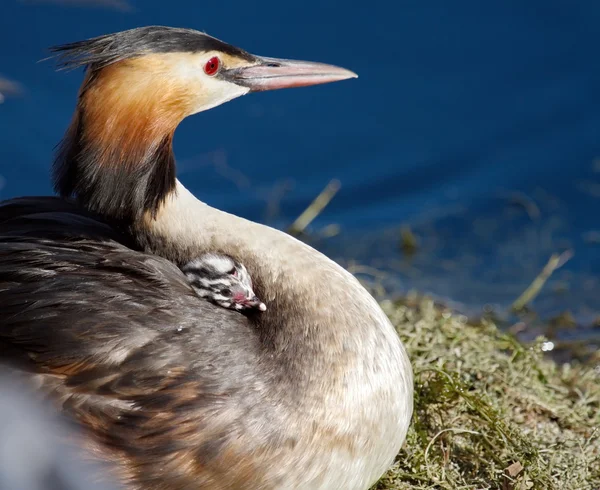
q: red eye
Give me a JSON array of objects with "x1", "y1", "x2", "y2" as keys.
[
  {"x1": 229, "y1": 268, "x2": 238, "y2": 277},
  {"x1": 204, "y1": 56, "x2": 220, "y2": 76}
]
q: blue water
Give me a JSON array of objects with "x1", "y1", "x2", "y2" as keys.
[{"x1": 1, "y1": 1, "x2": 599, "y2": 345}]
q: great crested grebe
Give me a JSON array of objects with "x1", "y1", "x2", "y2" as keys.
[
  {"x1": 182, "y1": 253, "x2": 266, "y2": 312},
  {"x1": 0, "y1": 26, "x2": 413, "y2": 490}
]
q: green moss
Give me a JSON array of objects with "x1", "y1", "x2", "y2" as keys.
[{"x1": 373, "y1": 296, "x2": 599, "y2": 490}]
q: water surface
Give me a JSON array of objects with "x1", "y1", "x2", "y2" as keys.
[{"x1": 1, "y1": 0, "x2": 598, "y2": 350}]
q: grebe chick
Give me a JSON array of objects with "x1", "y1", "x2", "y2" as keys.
[{"x1": 181, "y1": 253, "x2": 266, "y2": 312}]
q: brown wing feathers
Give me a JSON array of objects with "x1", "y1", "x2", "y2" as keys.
[{"x1": 0, "y1": 202, "x2": 272, "y2": 489}]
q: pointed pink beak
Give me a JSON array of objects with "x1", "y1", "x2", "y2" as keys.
[
  {"x1": 233, "y1": 291, "x2": 267, "y2": 311},
  {"x1": 245, "y1": 296, "x2": 267, "y2": 311},
  {"x1": 227, "y1": 56, "x2": 358, "y2": 92}
]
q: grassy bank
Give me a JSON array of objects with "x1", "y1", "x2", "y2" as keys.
[{"x1": 373, "y1": 296, "x2": 599, "y2": 490}]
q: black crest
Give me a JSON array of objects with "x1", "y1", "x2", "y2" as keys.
[{"x1": 49, "y1": 26, "x2": 254, "y2": 72}]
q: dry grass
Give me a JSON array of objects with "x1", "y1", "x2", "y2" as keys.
[{"x1": 373, "y1": 295, "x2": 600, "y2": 490}]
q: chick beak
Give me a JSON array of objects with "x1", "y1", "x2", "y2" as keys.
[
  {"x1": 247, "y1": 296, "x2": 267, "y2": 312},
  {"x1": 233, "y1": 290, "x2": 267, "y2": 311}
]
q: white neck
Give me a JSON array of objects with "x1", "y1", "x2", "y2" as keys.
[{"x1": 141, "y1": 180, "x2": 413, "y2": 489}]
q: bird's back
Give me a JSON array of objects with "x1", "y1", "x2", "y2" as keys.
[{"x1": 0, "y1": 197, "x2": 279, "y2": 489}]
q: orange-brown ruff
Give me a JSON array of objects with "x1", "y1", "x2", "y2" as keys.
[{"x1": 0, "y1": 26, "x2": 413, "y2": 490}]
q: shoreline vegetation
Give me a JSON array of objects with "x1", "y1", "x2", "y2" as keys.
[
  {"x1": 371, "y1": 294, "x2": 599, "y2": 490},
  {"x1": 281, "y1": 177, "x2": 599, "y2": 488}
]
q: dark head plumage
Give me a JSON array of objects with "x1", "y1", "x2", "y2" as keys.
[
  {"x1": 49, "y1": 26, "x2": 255, "y2": 72},
  {"x1": 50, "y1": 27, "x2": 260, "y2": 224}
]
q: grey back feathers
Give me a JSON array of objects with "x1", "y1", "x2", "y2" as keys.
[
  {"x1": 49, "y1": 26, "x2": 255, "y2": 72},
  {"x1": 0, "y1": 200, "x2": 276, "y2": 488}
]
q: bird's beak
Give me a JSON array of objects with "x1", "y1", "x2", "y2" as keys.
[
  {"x1": 227, "y1": 56, "x2": 358, "y2": 92},
  {"x1": 244, "y1": 295, "x2": 267, "y2": 311},
  {"x1": 248, "y1": 296, "x2": 267, "y2": 311}
]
